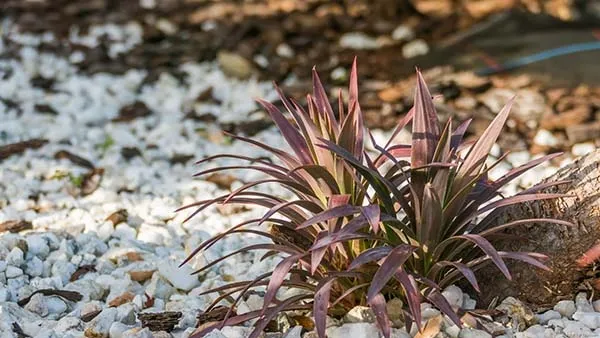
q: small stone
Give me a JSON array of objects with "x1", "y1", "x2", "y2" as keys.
[
  {"x1": 217, "y1": 51, "x2": 253, "y2": 79},
  {"x1": 458, "y1": 328, "x2": 492, "y2": 338},
  {"x1": 54, "y1": 316, "x2": 83, "y2": 333},
  {"x1": 442, "y1": 285, "x2": 463, "y2": 309},
  {"x1": 576, "y1": 292, "x2": 594, "y2": 312},
  {"x1": 283, "y1": 326, "x2": 303, "y2": 338},
  {"x1": 563, "y1": 319, "x2": 593, "y2": 337},
  {"x1": 6, "y1": 265, "x2": 23, "y2": 278},
  {"x1": 7, "y1": 247, "x2": 25, "y2": 266},
  {"x1": 572, "y1": 143, "x2": 595, "y2": 157},
  {"x1": 536, "y1": 309, "x2": 561, "y2": 325},
  {"x1": 109, "y1": 322, "x2": 135, "y2": 338},
  {"x1": 146, "y1": 272, "x2": 176, "y2": 299},
  {"x1": 129, "y1": 270, "x2": 155, "y2": 283},
  {"x1": 343, "y1": 306, "x2": 375, "y2": 323},
  {"x1": 85, "y1": 307, "x2": 117, "y2": 338},
  {"x1": 391, "y1": 25, "x2": 414, "y2": 41},
  {"x1": 327, "y1": 323, "x2": 380, "y2": 338},
  {"x1": 462, "y1": 294, "x2": 476, "y2": 310},
  {"x1": 24, "y1": 293, "x2": 49, "y2": 317},
  {"x1": 109, "y1": 291, "x2": 135, "y2": 307},
  {"x1": 339, "y1": 32, "x2": 380, "y2": 50},
  {"x1": 593, "y1": 299, "x2": 600, "y2": 312},
  {"x1": 573, "y1": 311, "x2": 600, "y2": 329},
  {"x1": 516, "y1": 324, "x2": 552, "y2": 338},
  {"x1": 26, "y1": 235, "x2": 50, "y2": 258},
  {"x1": 46, "y1": 296, "x2": 68, "y2": 316},
  {"x1": 158, "y1": 261, "x2": 200, "y2": 291},
  {"x1": 533, "y1": 129, "x2": 559, "y2": 147},
  {"x1": 554, "y1": 300, "x2": 576, "y2": 318},
  {"x1": 80, "y1": 302, "x2": 102, "y2": 321},
  {"x1": 402, "y1": 39, "x2": 429, "y2": 59},
  {"x1": 386, "y1": 298, "x2": 404, "y2": 328},
  {"x1": 123, "y1": 327, "x2": 154, "y2": 338},
  {"x1": 276, "y1": 44, "x2": 294, "y2": 58},
  {"x1": 26, "y1": 256, "x2": 44, "y2": 277},
  {"x1": 495, "y1": 297, "x2": 535, "y2": 331}
]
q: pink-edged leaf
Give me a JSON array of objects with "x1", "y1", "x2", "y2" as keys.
[
  {"x1": 312, "y1": 67, "x2": 339, "y2": 134},
  {"x1": 328, "y1": 194, "x2": 351, "y2": 232},
  {"x1": 411, "y1": 69, "x2": 441, "y2": 169},
  {"x1": 384, "y1": 107, "x2": 415, "y2": 150},
  {"x1": 432, "y1": 261, "x2": 480, "y2": 292},
  {"x1": 480, "y1": 218, "x2": 574, "y2": 237},
  {"x1": 338, "y1": 88, "x2": 345, "y2": 123},
  {"x1": 458, "y1": 234, "x2": 510, "y2": 280},
  {"x1": 349, "y1": 246, "x2": 393, "y2": 270},
  {"x1": 499, "y1": 251, "x2": 550, "y2": 271},
  {"x1": 288, "y1": 165, "x2": 341, "y2": 195},
  {"x1": 455, "y1": 99, "x2": 513, "y2": 186},
  {"x1": 311, "y1": 246, "x2": 328, "y2": 275},
  {"x1": 249, "y1": 294, "x2": 313, "y2": 338},
  {"x1": 362, "y1": 204, "x2": 381, "y2": 233},
  {"x1": 299, "y1": 205, "x2": 361, "y2": 229},
  {"x1": 262, "y1": 254, "x2": 305, "y2": 315},
  {"x1": 314, "y1": 278, "x2": 335, "y2": 338},
  {"x1": 224, "y1": 132, "x2": 301, "y2": 169},
  {"x1": 256, "y1": 98, "x2": 313, "y2": 165},
  {"x1": 419, "y1": 183, "x2": 443, "y2": 246},
  {"x1": 191, "y1": 243, "x2": 300, "y2": 276},
  {"x1": 367, "y1": 245, "x2": 416, "y2": 302},
  {"x1": 478, "y1": 193, "x2": 571, "y2": 215},
  {"x1": 349, "y1": 57, "x2": 364, "y2": 159},
  {"x1": 426, "y1": 288, "x2": 462, "y2": 326},
  {"x1": 450, "y1": 119, "x2": 472, "y2": 150},
  {"x1": 311, "y1": 230, "x2": 371, "y2": 251},
  {"x1": 369, "y1": 293, "x2": 391, "y2": 338},
  {"x1": 258, "y1": 200, "x2": 323, "y2": 226},
  {"x1": 394, "y1": 269, "x2": 422, "y2": 331},
  {"x1": 493, "y1": 153, "x2": 563, "y2": 187}
]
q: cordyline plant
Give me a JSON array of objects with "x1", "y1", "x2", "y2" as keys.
[{"x1": 178, "y1": 59, "x2": 572, "y2": 338}]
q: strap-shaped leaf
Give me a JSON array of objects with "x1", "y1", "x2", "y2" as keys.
[
  {"x1": 314, "y1": 278, "x2": 335, "y2": 338},
  {"x1": 411, "y1": 70, "x2": 440, "y2": 169},
  {"x1": 257, "y1": 98, "x2": 313, "y2": 165},
  {"x1": 369, "y1": 293, "x2": 391, "y2": 338},
  {"x1": 367, "y1": 245, "x2": 416, "y2": 302},
  {"x1": 262, "y1": 254, "x2": 306, "y2": 315}
]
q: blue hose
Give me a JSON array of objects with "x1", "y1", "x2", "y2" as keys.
[{"x1": 475, "y1": 41, "x2": 600, "y2": 76}]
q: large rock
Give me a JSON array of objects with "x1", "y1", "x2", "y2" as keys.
[{"x1": 476, "y1": 149, "x2": 600, "y2": 307}]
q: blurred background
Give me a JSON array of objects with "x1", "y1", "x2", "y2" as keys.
[{"x1": 2, "y1": 0, "x2": 600, "y2": 153}]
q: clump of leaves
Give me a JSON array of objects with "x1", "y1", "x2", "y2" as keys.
[{"x1": 179, "y1": 60, "x2": 572, "y2": 338}]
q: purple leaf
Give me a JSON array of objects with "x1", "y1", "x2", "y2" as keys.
[
  {"x1": 432, "y1": 261, "x2": 480, "y2": 292},
  {"x1": 362, "y1": 204, "x2": 381, "y2": 233},
  {"x1": 411, "y1": 70, "x2": 440, "y2": 169},
  {"x1": 299, "y1": 205, "x2": 360, "y2": 229},
  {"x1": 394, "y1": 269, "x2": 422, "y2": 331},
  {"x1": 498, "y1": 251, "x2": 551, "y2": 271},
  {"x1": 349, "y1": 246, "x2": 393, "y2": 270},
  {"x1": 314, "y1": 278, "x2": 335, "y2": 338},
  {"x1": 426, "y1": 288, "x2": 462, "y2": 326},
  {"x1": 257, "y1": 98, "x2": 313, "y2": 165},
  {"x1": 458, "y1": 234, "x2": 510, "y2": 280},
  {"x1": 369, "y1": 293, "x2": 391, "y2": 338},
  {"x1": 262, "y1": 254, "x2": 305, "y2": 315},
  {"x1": 367, "y1": 245, "x2": 416, "y2": 302}
]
